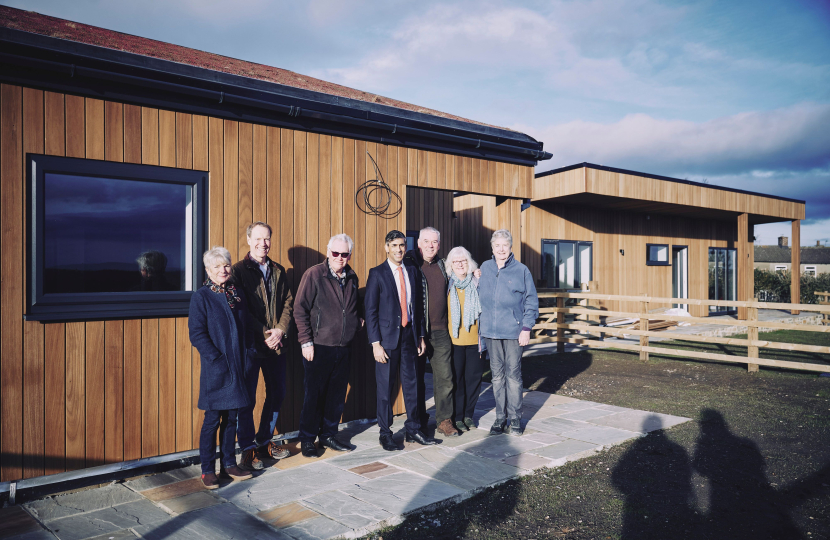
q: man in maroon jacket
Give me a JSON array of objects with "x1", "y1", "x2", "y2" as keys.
[{"x1": 294, "y1": 234, "x2": 363, "y2": 457}]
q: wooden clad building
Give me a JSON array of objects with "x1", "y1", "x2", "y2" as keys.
[
  {"x1": 0, "y1": 7, "x2": 548, "y2": 483},
  {"x1": 526, "y1": 164, "x2": 805, "y2": 318}
]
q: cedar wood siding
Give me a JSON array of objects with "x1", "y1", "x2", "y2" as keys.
[{"x1": 0, "y1": 84, "x2": 533, "y2": 481}]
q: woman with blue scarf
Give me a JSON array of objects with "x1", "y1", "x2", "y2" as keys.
[{"x1": 445, "y1": 246, "x2": 485, "y2": 433}]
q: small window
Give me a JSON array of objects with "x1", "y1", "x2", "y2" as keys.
[
  {"x1": 646, "y1": 243, "x2": 670, "y2": 266},
  {"x1": 774, "y1": 265, "x2": 788, "y2": 272},
  {"x1": 541, "y1": 240, "x2": 592, "y2": 289},
  {"x1": 27, "y1": 154, "x2": 208, "y2": 321},
  {"x1": 805, "y1": 265, "x2": 817, "y2": 277}
]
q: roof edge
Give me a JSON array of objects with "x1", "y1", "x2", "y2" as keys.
[
  {"x1": 535, "y1": 162, "x2": 805, "y2": 205},
  {"x1": 0, "y1": 25, "x2": 548, "y2": 154}
]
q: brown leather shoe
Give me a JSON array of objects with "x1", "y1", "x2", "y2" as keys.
[
  {"x1": 224, "y1": 464, "x2": 252, "y2": 481},
  {"x1": 239, "y1": 448, "x2": 264, "y2": 471},
  {"x1": 437, "y1": 419, "x2": 460, "y2": 437},
  {"x1": 201, "y1": 472, "x2": 219, "y2": 490}
]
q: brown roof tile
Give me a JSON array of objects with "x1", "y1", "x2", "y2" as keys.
[{"x1": 0, "y1": 5, "x2": 501, "y2": 129}]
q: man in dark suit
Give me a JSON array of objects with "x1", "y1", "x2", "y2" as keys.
[{"x1": 365, "y1": 230, "x2": 437, "y2": 451}]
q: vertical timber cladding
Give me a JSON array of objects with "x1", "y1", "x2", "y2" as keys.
[
  {"x1": 0, "y1": 84, "x2": 534, "y2": 481},
  {"x1": 521, "y1": 202, "x2": 737, "y2": 318}
]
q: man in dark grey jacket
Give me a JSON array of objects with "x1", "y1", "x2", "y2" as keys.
[
  {"x1": 295, "y1": 234, "x2": 363, "y2": 457},
  {"x1": 478, "y1": 229, "x2": 539, "y2": 436}
]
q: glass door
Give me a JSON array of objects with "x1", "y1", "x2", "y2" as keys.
[
  {"x1": 708, "y1": 247, "x2": 737, "y2": 314},
  {"x1": 672, "y1": 246, "x2": 688, "y2": 310}
]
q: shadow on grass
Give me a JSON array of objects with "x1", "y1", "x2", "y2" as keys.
[{"x1": 612, "y1": 409, "x2": 827, "y2": 540}]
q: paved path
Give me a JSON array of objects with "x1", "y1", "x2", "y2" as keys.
[{"x1": 3, "y1": 379, "x2": 688, "y2": 540}]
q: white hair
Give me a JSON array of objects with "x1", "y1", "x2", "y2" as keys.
[
  {"x1": 419, "y1": 227, "x2": 440, "y2": 241},
  {"x1": 327, "y1": 233, "x2": 354, "y2": 253},
  {"x1": 445, "y1": 246, "x2": 478, "y2": 277},
  {"x1": 203, "y1": 246, "x2": 231, "y2": 267},
  {"x1": 491, "y1": 229, "x2": 513, "y2": 247}
]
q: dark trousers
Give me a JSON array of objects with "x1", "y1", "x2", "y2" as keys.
[
  {"x1": 299, "y1": 345, "x2": 351, "y2": 442},
  {"x1": 200, "y1": 409, "x2": 240, "y2": 474},
  {"x1": 376, "y1": 328, "x2": 423, "y2": 436},
  {"x1": 425, "y1": 329, "x2": 454, "y2": 424},
  {"x1": 452, "y1": 344, "x2": 485, "y2": 422},
  {"x1": 238, "y1": 353, "x2": 287, "y2": 449}
]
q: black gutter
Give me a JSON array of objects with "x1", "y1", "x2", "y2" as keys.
[
  {"x1": 537, "y1": 162, "x2": 805, "y2": 204},
  {"x1": 0, "y1": 28, "x2": 552, "y2": 166}
]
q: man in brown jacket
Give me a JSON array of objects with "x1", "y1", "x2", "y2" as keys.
[
  {"x1": 232, "y1": 222, "x2": 294, "y2": 470},
  {"x1": 295, "y1": 234, "x2": 362, "y2": 457}
]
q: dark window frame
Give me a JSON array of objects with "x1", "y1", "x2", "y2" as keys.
[
  {"x1": 26, "y1": 154, "x2": 209, "y2": 322},
  {"x1": 646, "y1": 243, "x2": 670, "y2": 266},
  {"x1": 541, "y1": 239, "x2": 593, "y2": 289}
]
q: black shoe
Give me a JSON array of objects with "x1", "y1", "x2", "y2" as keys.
[
  {"x1": 320, "y1": 436, "x2": 351, "y2": 452},
  {"x1": 301, "y1": 441, "x2": 318, "y2": 458},
  {"x1": 490, "y1": 418, "x2": 506, "y2": 435},
  {"x1": 379, "y1": 433, "x2": 398, "y2": 451},
  {"x1": 405, "y1": 430, "x2": 438, "y2": 445}
]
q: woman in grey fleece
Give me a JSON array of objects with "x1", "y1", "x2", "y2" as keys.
[{"x1": 477, "y1": 229, "x2": 539, "y2": 436}]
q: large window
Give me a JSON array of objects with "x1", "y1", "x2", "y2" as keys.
[
  {"x1": 27, "y1": 154, "x2": 208, "y2": 321},
  {"x1": 708, "y1": 247, "x2": 737, "y2": 314},
  {"x1": 541, "y1": 240, "x2": 592, "y2": 289}
]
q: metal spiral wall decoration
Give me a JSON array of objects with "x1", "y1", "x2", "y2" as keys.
[{"x1": 355, "y1": 151, "x2": 402, "y2": 219}]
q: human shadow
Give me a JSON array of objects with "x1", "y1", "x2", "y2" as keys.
[
  {"x1": 518, "y1": 349, "x2": 593, "y2": 395},
  {"x1": 611, "y1": 415, "x2": 698, "y2": 539},
  {"x1": 692, "y1": 409, "x2": 802, "y2": 539}
]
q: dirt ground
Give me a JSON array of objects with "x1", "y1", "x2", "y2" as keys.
[{"x1": 365, "y1": 335, "x2": 830, "y2": 540}]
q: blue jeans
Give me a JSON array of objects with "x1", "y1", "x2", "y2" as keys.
[
  {"x1": 238, "y1": 354, "x2": 287, "y2": 449},
  {"x1": 200, "y1": 409, "x2": 241, "y2": 474},
  {"x1": 484, "y1": 338, "x2": 523, "y2": 421}
]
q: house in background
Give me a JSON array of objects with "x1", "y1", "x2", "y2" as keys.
[
  {"x1": 522, "y1": 163, "x2": 805, "y2": 318},
  {"x1": 755, "y1": 237, "x2": 830, "y2": 275}
]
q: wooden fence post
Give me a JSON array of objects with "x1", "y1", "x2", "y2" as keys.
[
  {"x1": 747, "y1": 296, "x2": 759, "y2": 372},
  {"x1": 557, "y1": 296, "x2": 565, "y2": 354},
  {"x1": 640, "y1": 295, "x2": 649, "y2": 362}
]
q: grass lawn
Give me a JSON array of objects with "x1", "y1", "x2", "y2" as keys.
[{"x1": 365, "y1": 330, "x2": 830, "y2": 540}]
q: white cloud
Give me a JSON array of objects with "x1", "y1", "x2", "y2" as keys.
[{"x1": 522, "y1": 102, "x2": 830, "y2": 175}]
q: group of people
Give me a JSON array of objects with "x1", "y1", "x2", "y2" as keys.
[{"x1": 188, "y1": 222, "x2": 539, "y2": 489}]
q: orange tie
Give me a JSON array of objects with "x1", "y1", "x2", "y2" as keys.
[{"x1": 397, "y1": 266, "x2": 409, "y2": 327}]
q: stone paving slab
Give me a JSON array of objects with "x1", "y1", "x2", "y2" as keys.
[
  {"x1": 25, "y1": 484, "x2": 144, "y2": 523},
  {"x1": 588, "y1": 409, "x2": 689, "y2": 433},
  {"x1": 460, "y1": 433, "x2": 546, "y2": 460},
  {"x1": 557, "y1": 407, "x2": 618, "y2": 421},
  {"x1": 282, "y1": 515, "x2": 353, "y2": 540},
  {"x1": 134, "y1": 502, "x2": 290, "y2": 540},
  {"x1": 302, "y1": 490, "x2": 393, "y2": 529},
  {"x1": 340, "y1": 471, "x2": 465, "y2": 515},
  {"x1": 122, "y1": 466, "x2": 201, "y2": 492},
  {"x1": 501, "y1": 453, "x2": 554, "y2": 470},
  {"x1": 159, "y1": 491, "x2": 221, "y2": 514},
  {"x1": 386, "y1": 446, "x2": 522, "y2": 491},
  {"x1": 348, "y1": 462, "x2": 402, "y2": 479},
  {"x1": 530, "y1": 439, "x2": 603, "y2": 461},
  {"x1": 559, "y1": 426, "x2": 642, "y2": 445},
  {"x1": 258, "y1": 502, "x2": 321, "y2": 528},
  {"x1": 140, "y1": 477, "x2": 205, "y2": 502},
  {"x1": 84, "y1": 530, "x2": 137, "y2": 540},
  {"x1": 45, "y1": 499, "x2": 170, "y2": 540},
  {"x1": 526, "y1": 416, "x2": 594, "y2": 435},
  {"x1": 430, "y1": 426, "x2": 490, "y2": 448},
  {"x1": 222, "y1": 462, "x2": 364, "y2": 513}
]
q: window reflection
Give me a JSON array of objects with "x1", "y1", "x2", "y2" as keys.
[{"x1": 43, "y1": 173, "x2": 190, "y2": 294}]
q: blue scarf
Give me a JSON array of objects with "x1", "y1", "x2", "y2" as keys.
[{"x1": 449, "y1": 273, "x2": 481, "y2": 338}]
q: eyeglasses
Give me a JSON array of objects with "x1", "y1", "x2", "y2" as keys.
[
  {"x1": 451, "y1": 260, "x2": 468, "y2": 265},
  {"x1": 331, "y1": 251, "x2": 350, "y2": 259}
]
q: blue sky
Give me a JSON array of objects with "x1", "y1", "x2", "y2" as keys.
[{"x1": 5, "y1": 0, "x2": 829, "y2": 245}]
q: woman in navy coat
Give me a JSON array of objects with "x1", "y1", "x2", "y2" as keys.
[{"x1": 189, "y1": 246, "x2": 258, "y2": 489}]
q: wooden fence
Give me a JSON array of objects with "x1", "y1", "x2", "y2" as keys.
[
  {"x1": 816, "y1": 291, "x2": 830, "y2": 326},
  {"x1": 530, "y1": 291, "x2": 830, "y2": 373}
]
